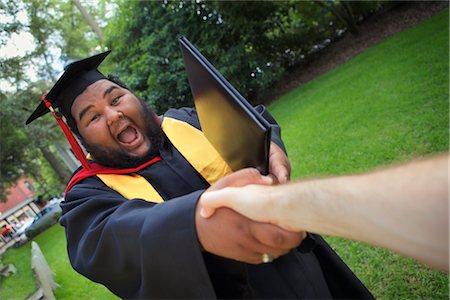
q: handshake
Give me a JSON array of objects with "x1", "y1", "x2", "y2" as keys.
[
  {"x1": 194, "y1": 142, "x2": 303, "y2": 265},
  {"x1": 196, "y1": 152, "x2": 449, "y2": 272}
]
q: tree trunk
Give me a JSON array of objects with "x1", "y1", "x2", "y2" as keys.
[
  {"x1": 71, "y1": 0, "x2": 104, "y2": 43},
  {"x1": 28, "y1": 170, "x2": 50, "y2": 196},
  {"x1": 39, "y1": 146, "x2": 71, "y2": 184}
]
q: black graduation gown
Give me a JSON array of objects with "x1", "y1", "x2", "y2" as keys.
[{"x1": 60, "y1": 107, "x2": 373, "y2": 299}]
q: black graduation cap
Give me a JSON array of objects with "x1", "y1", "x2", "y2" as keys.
[{"x1": 26, "y1": 50, "x2": 111, "y2": 125}]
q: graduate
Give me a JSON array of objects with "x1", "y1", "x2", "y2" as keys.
[{"x1": 27, "y1": 50, "x2": 373, "y2": 299}]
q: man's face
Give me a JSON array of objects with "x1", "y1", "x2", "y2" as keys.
[{"x1": 71, "y1": 79, "x2": 161, "y2": 168}]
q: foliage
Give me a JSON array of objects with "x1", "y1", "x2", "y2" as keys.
[
  {"x1": 0, "y1": 8, "x2": 448, "y2": 299},
  {"x1": 6, "y1": 0, "x2": 109, "y2": 103},
  {"x1": 268, "y1": 9, "x2": 449, "y2": 299},
  {"x1": 0, "y1": 0, "x2": 385, "y2": 197},
  {"x1": 104, "y1": 0, "x2": 385, "y2": 113},
  {"x1": 314, "y1": 0, "x2": 383, "y2": 35},
  {"x1": 0, "y1": 113, "x2": 35, "y2": 202},
  {"x1": 0, "y1": 87, "x2": 41, "y2": 202},
  {"x1": 0, "y1": 0, "x2": 111, "y2": 199},
  {"x1": 0, "y1": 80, "x2": 69, "y2": 201}
]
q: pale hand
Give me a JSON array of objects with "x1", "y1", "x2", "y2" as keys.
[{"x1": 195, "y1": 168, "x2": 304, "y2": 264}]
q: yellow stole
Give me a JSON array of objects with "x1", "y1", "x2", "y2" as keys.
[{"x1": 96, "y1": 117, "x2": 232, "y2": 203}]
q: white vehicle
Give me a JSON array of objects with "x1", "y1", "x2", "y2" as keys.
[{"x1": 13, "y1": 218, "x2": 34, "y2": 238}]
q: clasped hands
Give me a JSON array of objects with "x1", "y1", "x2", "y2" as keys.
[{"x1": 195, "y1": 142, "x2": 306, "y2": 264}]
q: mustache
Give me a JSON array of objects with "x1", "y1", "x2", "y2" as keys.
[{"x1": 83, "y1": 104, "x2": 163, "y2": 169}]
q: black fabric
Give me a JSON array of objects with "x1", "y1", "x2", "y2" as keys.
[
  {"x1": 312, "y1": 235, "x2": 374, "y2": 299},
  {"x1": 60, "y1": 107, "x2": 373, "y2": 299},
  {"x1": 26, "y1": 51, "x2": 110, "y2": 125}
]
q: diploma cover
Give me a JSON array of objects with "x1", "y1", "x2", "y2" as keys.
[{"x1": 179, "y1": 36, "x2": 271, "y2": 174}]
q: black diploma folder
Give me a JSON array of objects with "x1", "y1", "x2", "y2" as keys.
[{"x1": 179, "y1": 36, "x2": 271, "y2": 175}]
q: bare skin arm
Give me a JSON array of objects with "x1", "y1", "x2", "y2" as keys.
[
  {"x1": 199, "y1": 154, "x2": 449, "y2": 271},
  {"x1": 195, "y1": 144, "x2": 303, "y2": 264}
]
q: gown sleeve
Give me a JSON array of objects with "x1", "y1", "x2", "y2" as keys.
[{"x1": 60, "y1": 177, "x2": 216, "y2": 299}]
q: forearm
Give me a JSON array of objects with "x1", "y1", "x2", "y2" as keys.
[{"x1": 277, "y1": 154, "x2": 449, "y2": 271}]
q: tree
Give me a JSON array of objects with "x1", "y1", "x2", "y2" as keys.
[
  {"x1": 104, "y1": 0, "x2": 385, "y2": 112},
  {"x1": 314, "y1": 0, "x2": 383, "y2": 36},
  {"x1": 0, "y1": 0, "x2": 111, "y2": 200},
  {"x1": 0, "y1": 112, "x2": 37, "y2": 202},
  {"x1": 104, "y1": 0, "x2": 286, "y2": 112},
  {"x1": 71, "y1": 0, "x2": 104, "y2": 43}
]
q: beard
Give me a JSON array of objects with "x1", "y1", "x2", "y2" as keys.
[{"x1": 82, "y1": 102, "x2": 163, "y2": 169}]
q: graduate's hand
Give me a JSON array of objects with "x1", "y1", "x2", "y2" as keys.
[
  {"x1": 195, "y1": 207, "x2": 304, "y2": 264},
  {"x1": 195, "y1": 169, "x2": 304, "y2": 264},
  {"x1": 268, "y1": 142, "x2": 291, "y2": 184}
]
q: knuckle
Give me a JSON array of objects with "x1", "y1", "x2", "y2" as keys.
[
  {"x1": 250, "y1": 256, "x2": 262, "y2": 264},
  {"x1": 287, "y1": 236, "x2": 302, "y2": 248},
  {"x1": 271, "y1": 232, "x2": 286, "y2": 248},
  {"x1": 274, "y1": 248, "x2": 290, "y2": 257}
]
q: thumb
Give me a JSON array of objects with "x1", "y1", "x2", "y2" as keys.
[
  {"x1": 199, "y1": 189, "x2": 234, "y2": 218},
  {"x1": 274, "y1": 168, "x2": 289, "y2": 184},
  {"x1": 200, "y1": 206, "x2": 216, "y2": 218}
]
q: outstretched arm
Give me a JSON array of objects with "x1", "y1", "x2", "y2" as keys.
[{"x1": 200, "y1": 154, "x2": 449, "y2": 271}]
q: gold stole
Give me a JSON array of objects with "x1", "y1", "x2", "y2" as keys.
[{"x1": 97, "y1": 117, "x2": 232, "y2": 203}]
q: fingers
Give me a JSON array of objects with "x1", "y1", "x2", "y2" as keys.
[
  {"x1": 200, "y1": 168, "x2": 273, "y2": 218},
  {"x1": 196, "y1": 206, "x2": 303, "y2": 265},
  {"x1": 236, "y1": 223, "x2": 305, "y2": 264},
  {"x1": 249, "y1": 222, "x2": 304, "y2": 251},
  {"x1": 272, "y1": 167, "x2": 289, "y2": 184},
  {"x1": 199, "y1": 184, "x2": 273, "y2": 220},
  {"x1": 200, "y1": 206, "x2": 215, "y2": 219},
  {"x1": 209, "y1": 168, "x2": 273, "y2": 192},
  {"x1": 199, "y1": 188, "x2": 236, "y2": 218},
  {"x1": 269, "y1": 142, "x2": 291, "y2": 184},
  {"x1": 200, "y1": 184, "x2": 276, "y2": 223}
]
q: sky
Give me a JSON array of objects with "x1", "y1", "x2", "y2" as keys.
[
  {"x1": 1, "y1": 8, "x2": 38, "y2": 91},
  {"x1": 1, "y1": 0, "x2": 115, "y2": 92}
]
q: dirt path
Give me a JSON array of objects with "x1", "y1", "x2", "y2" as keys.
[{"x1": 262, "y1": 1, "x2": 449, "y2": 104}]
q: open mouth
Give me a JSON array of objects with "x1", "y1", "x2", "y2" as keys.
[{"x1": 117, "y1": 126, "x2": 139, "y2": 145}]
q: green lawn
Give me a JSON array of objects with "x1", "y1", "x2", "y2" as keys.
[
  {"x1": 268, "y1": 8, "x2": 449, "y2": 299},
  {"x1": 1, "y1": 8, "x2": 448, "y2": 300},
  {"x1": 0, "y1": 225, "x2": 117, "y2": 300}
]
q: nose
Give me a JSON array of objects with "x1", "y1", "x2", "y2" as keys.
[{"x1": 106, "y1": 108, "x2": 124, "y2": 127}]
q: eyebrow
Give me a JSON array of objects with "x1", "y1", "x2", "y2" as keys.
[
  {"x1": 79, "y1": 85, "x2": 119, "y2": 121},
  {"x1": 78, "y1": 104, "x2": 94, "y2": 121},
  {"x1": 103, "y1": 85, "x2": 119, "y2": 99}
]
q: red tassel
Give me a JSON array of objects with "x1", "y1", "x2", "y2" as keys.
[{"x1": 42, "y1": 94, "x2": 91, "y2": 170}]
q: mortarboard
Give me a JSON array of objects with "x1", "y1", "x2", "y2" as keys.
[
  {"x1": 26, "y1": 50, "x2": 111, "y2": 170},
  {"x1": 26, "y1": 50, "x2": 111, "y2": 125}
]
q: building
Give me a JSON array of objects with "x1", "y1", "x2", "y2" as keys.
[{"x1": 0, "y1": 177, "x2": 41, "y2": 248}]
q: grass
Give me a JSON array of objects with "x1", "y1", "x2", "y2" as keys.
[
  {"x1": 0, "y1": 225, "x2": 117, "y2": 300},
  {"x1": 0, "y1": 242, "x2": 35, "y2": 299},
  {"x1": 268, "y1": 8, "x2": 449, "y2": 299},
  {"x1": 1, "y1": 8, "x2": 449, "y2": 300}
]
